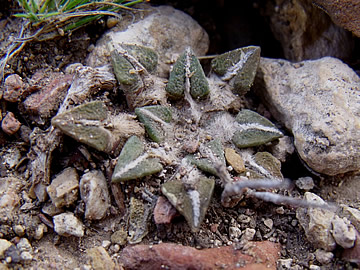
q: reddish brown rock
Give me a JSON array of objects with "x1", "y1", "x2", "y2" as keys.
[
  {"x1": 118, "y1": 242, "x2": 280, "y2": 270},
  {"x1": 1, "y1": 112, "x2": 21, "y2": 135},
  {"x1": 22, "y1": 72, "x2": 73, "y2": 123},
  {"x1": 313, "y1": 0, "x2": 360, "y2": 37},
  {"x1": 153, "y1": 196, "x2": 178, "y2": 224},
  {"x1": 2, "y1": 74, "x2": 27, "y2": 102}
]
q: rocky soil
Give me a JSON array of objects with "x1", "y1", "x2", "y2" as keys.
[{"x1": 0, "y1": 1, "x2": 360, "y2": 269}]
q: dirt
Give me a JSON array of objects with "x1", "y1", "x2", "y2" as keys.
[{"x1": 0, "y1": 1, "x2": 359, "y2": 270}]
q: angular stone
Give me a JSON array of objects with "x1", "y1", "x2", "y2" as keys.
[
  {"x1": 315, "y1": 249, "x2": 334, "y2": 265},
  {"x1": 232, "y1": 109, "x2": 283, "y2": 148},
  {"x1": 47, "y1": 167, "x2": 79, "y2": 208},
  {"x1": 296, "y1": 192, "x2": 336, "y2": 251},
  {"x1": 87, "y1": 6, "x2": 209, "y2": 78},
  {"x1": 135, "y1": 105, "x2": 172, "y2": 143},
  {"x1": 295, "y1": 176, "x2": 315, "y2": 191},
  {"x1": 342, "y1": 230, "x2": 360, "y2": 265},
  {"x1": 224, "y1": 148, "x2": 245, "y2": 173},
  {"x1": 111, "y1": 228, "x2": 128, "y2": 246},
  {"x1": 53, "y1": 212, "x2": 84, "y2": 237},
  {"x1": 1, "y1": 112, "x2": 21, "y2": 135},
  {"x1": 340, "y1": 205, "x2": 360, "y2": 232},
  {"x1": 255, "y1": 57, "x2": 360, "y2": 175},
  {"x1": 0, "y1": 177, "x2": 22, "y2": 223},
  {"x1": 161, "y1": 177, "x2": 215, "y2": 232},
  {"x1": 186, "y1": 139, "x2": 225, "y2": 176},
  {"x1": 166, "y1": 48, "x2": 209, "y2": 99},
  {"x1": 253, "y1": 152, "x2": 283, "y2": 180},
  {"x1": 112, "y1": 136, "x2": 163, "y2": 182},
  {"x1": 22, "y1": 73, "x2": 73, "y2": 123},
  {"x1": 127, "y1": 197, "x2": 149, "y2": 244},
  {"x1": 80, "y1": 170, "x2": 110, "y2": 220},
  {"x1": 211, "y1": 46, "x2": 260, "y2": 95},
  {"x1": 153, "y1": 196, "x2": 178, "y2": 224},
  {"x1": 3, "y1": 74, "x2": 27, "y2": 102},
  {"x1": 118, "y1": 241, "x2": 280, "y2": 270},
  {"x1": 331, "y1": 216, "x2": 356, "y2": 249},
  {"x1": 87, "y1": 246, "x2": 115, "y2": 270},
  {"x1": 0, "y1": 239, "x2": 12, "y2": 259}
]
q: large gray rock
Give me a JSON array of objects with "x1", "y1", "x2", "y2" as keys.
[
  {"x1": 86, "y1": 6, "x2": 209, "y2": 78},
  {"x1": 255, "y1": 57, "x2": 360, "y2": 176}
]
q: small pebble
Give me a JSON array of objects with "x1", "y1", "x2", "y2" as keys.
[
  {"x1": 13, "y1": 225, "x2": 25, "y2": 237},
  {"x1": 241, "y1": 228, "x2": 256, "y2": 241},
  {"x1": 315, "y1": 249, "x2": 333, "y2": 265},
  {"x1": 309, "y1": 265, "x2": 320, "y2": 270},
  {"x1": 1, "y1": 112, "x2": 21, "y2": 135},
  {"x1": 278, "y1": 258, "x2": 292, "y2": 269},
  {"x1": 264, "y1": 218, "x2": 274, "y2": 230},
  {"x1": 295, "y1": 177, "x2": 315, "y2": 191},
  {"x1": 276, "y1": 207, "x2": 285, "y2": 215},
  {"x1": 102, "y1": 240, "x2": 111, "y2": 249}
]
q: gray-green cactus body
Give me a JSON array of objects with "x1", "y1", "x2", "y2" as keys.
[
  {"x1": 120, "y1": 44, "x2": 158, "y2": 74},
  {"x1": 232, "y1": 109, "x2": 283, "y2": 148},
  {"x1": 211, "y1": 46, "x2": 260, "y2": 95},
  {"x1": 166, "y1": 48, "x2": 209, "y2": 99},
  {"x1": 186, "y1": 139, "x2": 225, "y2": 176},
  {"x1": 135, "y1": 105, "x2": 172, "y2": 143},
  {"x1": 112, "y1": 136, "x2": 163, "y2": 182},
  {"x1": 161, "y1": 177, "x2": 215, "y2": 232},
  {"x1": 52, "y1": 101, "x2": 112, "y2": 153}
]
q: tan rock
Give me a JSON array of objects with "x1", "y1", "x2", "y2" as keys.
[
  {"x1": 118, "y1": 241, "x2": 280, "y2": 270},
  {"x1": 87, "y1": 246, "x2": 115, "y2": 270},
  {"x1": 225, "y1": 148, "x2": 245, "y2": 173}
]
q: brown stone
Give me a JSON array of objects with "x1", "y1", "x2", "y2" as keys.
[
  {"x1": 313, "y1": 0, "x2": 360, "y2": 37},
  {"x1": 225, "y1": 148, "x2": 245, "y2": 173},
  {"x1": 118, "y1": 241, "x2": 280, "y2": 270},
  {"x1": 3, "y1": 74, "x2": 26, "y2": 102},
  {"x1": 153, "y1": 196, "x2": 178, "y2": 224},
  {"x1": 1, "y1": 112, "x2": 21, "y2": 135},
  {"x1": 87, "y1": 246, "x2": 115, "y2": 270},
  {"x1": 22, "y1": 72, "x2": 73, "y2": 122}
]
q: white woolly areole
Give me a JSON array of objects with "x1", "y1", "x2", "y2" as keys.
[
  {"x1": 114, "y1": 153, "x2": 149, "y2": 179},
  {"x1": 237, "y1": 123, "x2": 283, "y2": 135},
  {"x1": 137, "y1": 108, "x2": 172, "y2": 128},
  {"x1": 205, "y1": 113, "x2": 240, "y2": 142},
  {"x1": 188, "y1": 189, "x2": 201, "y2": 228}
]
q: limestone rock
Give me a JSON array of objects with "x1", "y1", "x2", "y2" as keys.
[
  {"x1": 111, "y1": 136, "x2": 163, "y2": 182},
  {"x1": 87, "y1": 246, "x2": 115, "y2": 270},
  {"x1": 342, "y1": 230, "x2": 360, "y2": 265},
  {"x1": 80, "y1": 170, "x2": 110, "y2": 220},
  {"x1": 0, "y1": 177, "x2": 22, "y2": 223},
  {"x1": 315, "y1": 249, "x2": 333, "y2": 265},
  {"x1": 47, "y1": 167, "x2": 79, "y2": 208},
  {"x1": 118, "y1": 242, "x2": 280, "y2": 270},
  {"x1": 0, "y1": 239, "x2": 12, "y2": 259},
  {"x1": 161, "y1": 177, "x2": 215, "y2": 232},
  {"x1": 232, "y1": 109, "x2": 283, "y2": 149},
  {"x1": 87, "y1": 6, "x2": 209, "y2": 78},
  {"x1": 255, "y1": 57, "x2": 360, "y2": 175},
  {"x1": 296, "y1": 177, "x2": 315, "y2": 191},
  {"x1": 340, "y1": 205, "x2": 360, "y2": 232},
  {"x1": 331, "y1": 216, "x2": 356, "y2": 249},
  {"x1": 53, "y1": 212, "x2": 84, "y2": 237},
  {"x1": 296, "y1": 192, "x2": 336, "y2": 251},
  {"x1": 312, "y1": 0, "x2": 360, "y2": 37}
]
